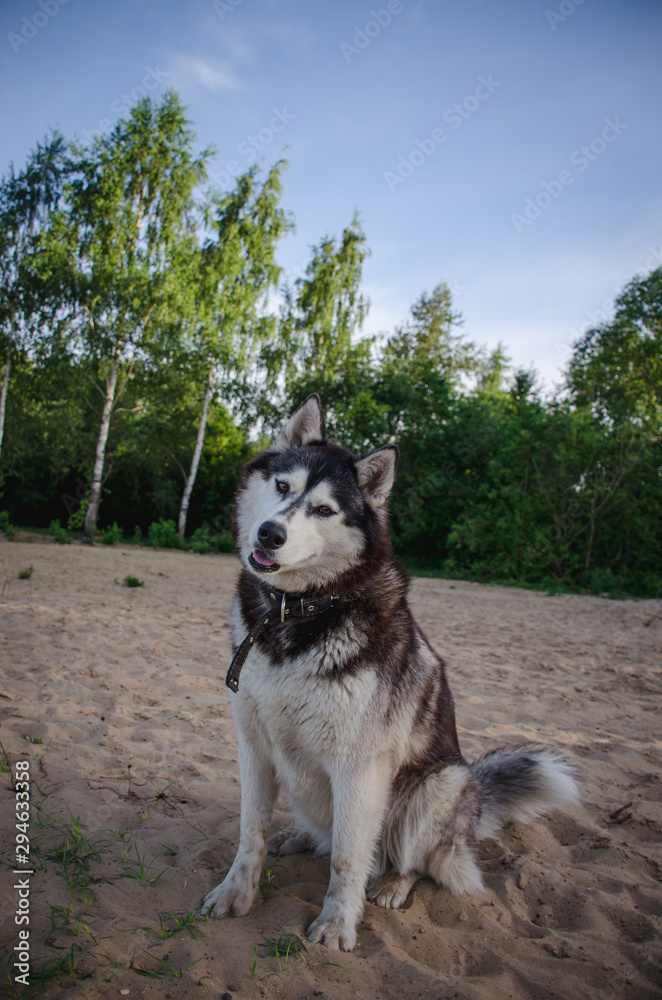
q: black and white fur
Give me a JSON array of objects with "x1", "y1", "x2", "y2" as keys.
[{"x1": 201, "y1": 394, "x2": 579, "y2": 950}]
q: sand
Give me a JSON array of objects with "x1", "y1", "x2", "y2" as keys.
[{"x1": 0, "y1": 535, "x2": 661, "y2": 1000}]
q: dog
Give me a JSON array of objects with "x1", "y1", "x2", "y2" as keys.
[{"x1": 201, "y1": 393, "x2": 579, "y2": 950}]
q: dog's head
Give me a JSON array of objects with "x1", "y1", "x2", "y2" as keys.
[{"x1": 233, "y1": 394, "x2": 398, "y2": 592}]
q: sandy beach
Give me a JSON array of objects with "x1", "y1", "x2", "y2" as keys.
[{"x1": 1, "y1": 536, "x2": 661, "y2": 1000}]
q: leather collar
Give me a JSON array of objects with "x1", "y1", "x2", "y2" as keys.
[
  {"x1": 225, "y1": 584, "x2": 348, "y2": 693},
  {"x1": 260, "y1": 583, "x2": 343, "y2": 622}
]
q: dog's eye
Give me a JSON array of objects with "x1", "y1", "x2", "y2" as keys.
[
  {"x1": 317, "y1": 505, "x2": 335, "y2": 517},
  {"x1": 276, "y1": 480, "x2": 289, "y2": 494}
]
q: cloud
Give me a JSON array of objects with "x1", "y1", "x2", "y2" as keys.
[{"x1": 167, "y1": 53, "x2": 242, "y2": 93}]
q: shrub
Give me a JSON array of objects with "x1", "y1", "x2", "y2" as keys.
[
  {"x1": 132, "y1": 525, "x2": 143, "y2": 546},
  {"x1": 101, "y1": 522, "x2": 123, "y2": 545},
  {"x1": 0, "y1": 510, "x2": 13, "y2": 540},
  {"x1": 67, "y1": 496, "x2": 89, "y2": 533},
  {"x1": 124, "y1": 575, "x2": 144, "y2": 588},
  {"x1": 48, "y1": 519, "x2": 70, "y2": 544},
  {"x1": 148, "y1": 518, "x2": 183, "y2": 549},
  {"x1": 211, "y1": 529, "x2": 234, "y2": 553},
  {"x1": 18, "y1": 566, "x2": 33, "y2": 579},
  {"x1": 189, "y1": 524, "x2": 213, "y2": 554},
  {"x1": 189, "y1": 524, "x2": 234, "y2": 554},
  {"x1": 589, "y1": 568, "x2": 621, "y2": 598}
]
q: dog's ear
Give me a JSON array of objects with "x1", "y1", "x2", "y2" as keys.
[
  {"x1": 274, "y1": 394, "x2": 326, "y2": 451},
  {"x1": 355, "y1": 446, "x2": 398, "y2": 509}
]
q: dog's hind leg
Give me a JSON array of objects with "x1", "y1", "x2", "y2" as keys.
[
  {"x1": 366, "y1": 870, "x2": 419, "y2": 909},
  {"x1": 377, "y1": 761, "x2": 484, "y2": 908},
  {"x1": 267, "y1": 825, "x2": 315, "y2": 855}
]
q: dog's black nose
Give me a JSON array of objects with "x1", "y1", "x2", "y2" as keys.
[{"x1": 257, "y1": 520, "x2": 287, "y2": 549}]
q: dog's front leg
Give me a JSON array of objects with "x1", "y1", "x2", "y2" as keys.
[
  {"x1": 202, "y1": 734, "x2": 276, "y2": 918},
  {"x1": 306, "y1": 754, "x2": 390, "y2": 951}
]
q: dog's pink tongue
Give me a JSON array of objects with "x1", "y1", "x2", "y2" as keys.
[{"x1": 252, "y1": 548, "x2": 276, "y2": 567}]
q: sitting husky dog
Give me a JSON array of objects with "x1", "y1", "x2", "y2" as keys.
[{"x1": 202, "y1": 394, "x2": 578, "y2": 950}]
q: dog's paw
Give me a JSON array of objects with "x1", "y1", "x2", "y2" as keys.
[
  {"x1": 366, "y1": 871, "x2": 418, "y2": 909},
  {"x1": 267, "y1": 826, "x2": 313, "y2": 856},
  {"x1": 201, "y1": 872, "x2": 256, "y2": 919},
  {"x1": 306, "y1": 913, "x2": 357, "y2": 952}
]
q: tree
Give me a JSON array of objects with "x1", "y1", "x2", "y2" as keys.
[
  {"x1": 382, "y1": 283, "x2": 468, "y2": 374},
  {"x1": 567, "y1": 267, "x2": 662, "y2": 431},
  {"x1": 476, "y1": 341, "x2": 511, "y2": 394},
  {"x1": 176, "y1": 162, "x2": 292, "y2": 537},
  {"x1": 375, "y1": 281, "x2": 477, "y2": 442},
  {"x1": 0, "y1": 133, "x2": 66, "y2": 457},
  {"x1": 273, "y1": 215, "x2": 371, "y2": 432},
  {"x1": 36, "y1": 92, "x2": 211, "y2": 536},
  {"x1": 562, "y1": 269, "x2": 661, "y2": 589}
]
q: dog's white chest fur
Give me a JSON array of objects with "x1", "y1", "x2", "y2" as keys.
[
  {"x1": 230, "y1": 598, "x2": 389, "y2": 846},
  {"x1": 233, "y1": 602, "x2": 376, "y2": 737}
]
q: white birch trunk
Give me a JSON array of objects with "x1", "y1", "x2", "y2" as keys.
[
  {"x1": 178, "y1": 363, "x2": 214, "y2": 539},
  {"x1": 84, "y1": 350, "x2": 121, "y2": 538},
  {"x1": 0, "y1": 349, "x2": 10, "y2": 458}
]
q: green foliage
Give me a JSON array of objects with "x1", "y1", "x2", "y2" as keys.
[
  {"x1": 214, "y1": 529, "x2": 235, "y2": 553},
  {"x1": 18, "y1": 565, "x2": 33, "y2": 579},
  {"x1": 118, "y1": 843, "x2": 168, "y2": 886},
  {"x1": 148, "y1": 518, "x2": 183, "y2": 549},
  {"x1": 67, "y1": 494, "x2": 89, "y2": 533},
  {"x1": 188, "y1": 524, "x2": 213, "y2": 553},
  {"x1": 49, "y1": 518, "x2": 70, "y2": 544},
  {"x1": 101, "y1": 521, "x2": 122, "y2": 545},
  {"x1": 260, "y1": 929, "x2": 307, "y2": 974},
  {"x1": 0, "y1": 509, "x2": 13, "y2": 539},
  {"x1": 26, "y1": 92, "x2": 214, "y2": 538},
  {"x1": 173, "y1": 159, "x2": 293, "y2": 538},
  {"x1": 124, "y1": 575, "x2": 144, "y2": 588},
  {"x1": 287, "y1": 213, "x2": 370, "y2": 383},
  {"x1": 189, "y1": 523, "x2": 234, "y2": 554},
  {"x1": 148, "y1": 909, "x2": 200, "y2": 940},
  {"x1": 568, "y1": 268, "x2": 662, "y2": 430},
  {"x1": 267, "y1": 214, "x2": 372, "y2": 441}
]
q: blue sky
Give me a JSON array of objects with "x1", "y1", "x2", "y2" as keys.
[{"x1": 2, "y1": 0, "x2": 661, "y2": 387}]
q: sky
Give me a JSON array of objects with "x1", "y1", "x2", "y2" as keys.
[{"x1": 1, "y1": 0, "x2": 661, "y2": 389}]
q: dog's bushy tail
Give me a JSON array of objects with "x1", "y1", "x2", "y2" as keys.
[{"x1": 471, "y1": 745, "x2": 579, "y2": 841}]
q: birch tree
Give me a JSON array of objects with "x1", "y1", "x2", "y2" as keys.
[
  {"x1": 271, "y1": 214, "x2": 373, "y2": 445},
  {"x1": 41, "y1": 92, "x2": 210, "y2": 536},
  {"x1": 176, "y1": 162, "x2": 292, "y2": 538},
  {"x1": 0, "y1": 133, "x2": 65, "y2": 457},
  {"x1": 567, "y1": 267, "x2": 662, "y2": 432},
  {"x1": 284, "y1": 213, "x2": 370, "y2": 383}
]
